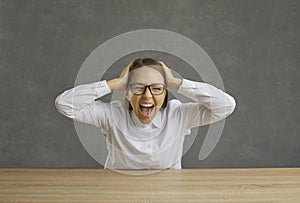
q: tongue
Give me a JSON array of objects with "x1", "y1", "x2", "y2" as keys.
[{"x1": 140, "y1": 106, "x2": 153, "y2": 117}]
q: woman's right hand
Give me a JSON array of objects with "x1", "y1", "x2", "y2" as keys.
[{"x1": 107, "y1": 60, "x2": 133, "y2": 91}]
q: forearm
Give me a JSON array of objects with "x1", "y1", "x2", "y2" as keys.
[
  {"x1": 168, "y1": 78, "x2": 183, "y2": 90},
  {"x1": 107, "y1": 78, "x2": 121, "y2": 92},
  {"x1": 178, "y1": 79, "x2": 236, "y2": 120},
  {"x1": 55, "y1": 81, "x2": 111, "y2": 118}
]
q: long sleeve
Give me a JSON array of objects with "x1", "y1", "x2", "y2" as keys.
[
  {"x1": 55, "y1": 80, "x2": 112, "y2": 131},
  {"x1": 176, "y1": 79, "x2": 236, "y2": 129}
]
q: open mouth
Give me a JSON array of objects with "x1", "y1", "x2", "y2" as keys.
[{"x1": 139, "y1": 103, "x2": 154, "y2": 117}]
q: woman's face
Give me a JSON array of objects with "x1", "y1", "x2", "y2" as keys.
[{"x1": 127, "y1": 66, "x2": 166, "y2": 124}]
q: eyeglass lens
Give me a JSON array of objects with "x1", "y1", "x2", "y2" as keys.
[{"x1": 131, "y1": 84, "x2": 165, "y2": 95}]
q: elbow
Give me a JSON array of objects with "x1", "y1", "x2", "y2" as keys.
[
  {"x1": 226, "y1": 95, "x2": 236, "y2": 116},
  {"x1": 54, "y1": 94, "x2": 67, "y2": 115},
  {"x1": 54, "y1": 95, "x2": 63, "y2": 113},
  {"x1": 54, "y1": 94, "x2": 77, "y2": 119},
  {"x1": 208, "y1": 95, "x2": 236, "y2": 124},
  {"x1": 213, "y1": 95, "x2": 236, "y2": 120}
]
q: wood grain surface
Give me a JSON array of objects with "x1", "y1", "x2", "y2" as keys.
[{"x1": 0, "y1": 168, "x2": 299, "y2": 202}]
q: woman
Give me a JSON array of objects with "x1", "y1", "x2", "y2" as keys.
[{"x1": 55, "y1": 58, "x2": 236, "y2": 169}]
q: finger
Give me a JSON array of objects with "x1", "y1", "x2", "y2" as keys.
[
  {"x1": 125, "y1": 60, "x2": 134, "y2": 72},
  {"x1": 159, "y1": 61, "x2": 171, "y2": 72},
  {"x1": 158, "y1": 61, "x2": 167, "y2": 67},
  {"x1": 121, "y1": 60, "x2": 134, "y2": 76}
]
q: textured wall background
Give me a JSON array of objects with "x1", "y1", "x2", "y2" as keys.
[{"x1": 0, "y1": 0, "x2": 299, "y2": 168}]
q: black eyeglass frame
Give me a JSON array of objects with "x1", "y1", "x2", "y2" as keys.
[{"x1": 128, "y1": 83, "x2": 167, "y2": 95}]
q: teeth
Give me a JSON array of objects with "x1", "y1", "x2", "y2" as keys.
[{"x1": 140, "y1": 104, "x2": 154, "y2": 107}]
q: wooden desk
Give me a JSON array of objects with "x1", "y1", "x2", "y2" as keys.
[{"x1": 0, "y1": 168, "x2": 299, "y2": 202}]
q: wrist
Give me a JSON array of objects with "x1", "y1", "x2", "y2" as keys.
[
  {"x1": 107, "y1": 78, "x2": 120, "y2": 92},
  {"x1": 169, "y1": 78, "x2": 182, "y2": 90}
]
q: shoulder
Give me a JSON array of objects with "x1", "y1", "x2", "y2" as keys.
[
  {"x1": 165, "y1": 99, "x2": 182, "y2": 115},
  {"x1": 94, "y1": 99, "x2": 127, "y2": 115},
  {"x1": 167, "y1": 99, "x2": 182, "y2": 108}
]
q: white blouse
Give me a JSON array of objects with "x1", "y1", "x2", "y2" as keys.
[{"x1": 55, "y1": 79, "x2": 236, "y2": 169}]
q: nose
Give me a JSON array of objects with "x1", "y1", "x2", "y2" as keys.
[{"x1": 143, "y1": 86, "x2": 152, "y2": 98}]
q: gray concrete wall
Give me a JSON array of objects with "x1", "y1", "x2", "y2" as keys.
[{"x1": 0, "y1": 0, "x2": 299, "y2": 168}]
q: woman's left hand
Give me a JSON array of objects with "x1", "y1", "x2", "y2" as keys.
[{"x1": 159, "y1": 61, "x2": 182, "y2": 90}]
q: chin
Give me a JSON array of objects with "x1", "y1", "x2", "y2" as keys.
[
  {"x1": 140, "y1": 119, "x2": 152, "y2": 124},
  {"x1": 137, "y1": 109, "x2": 159, "y2": 124}
]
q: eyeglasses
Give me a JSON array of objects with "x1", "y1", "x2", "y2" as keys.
[{"x1": 128, "y1": 83, "x2": 166, "y2": 95}]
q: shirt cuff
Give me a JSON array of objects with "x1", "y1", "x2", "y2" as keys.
[
  {"x1": 94, "y1": 80, "x2": 111, "y2": 97},
  {"x1": 177, "y1": 79, "x2": 197, "y2": 93}
]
